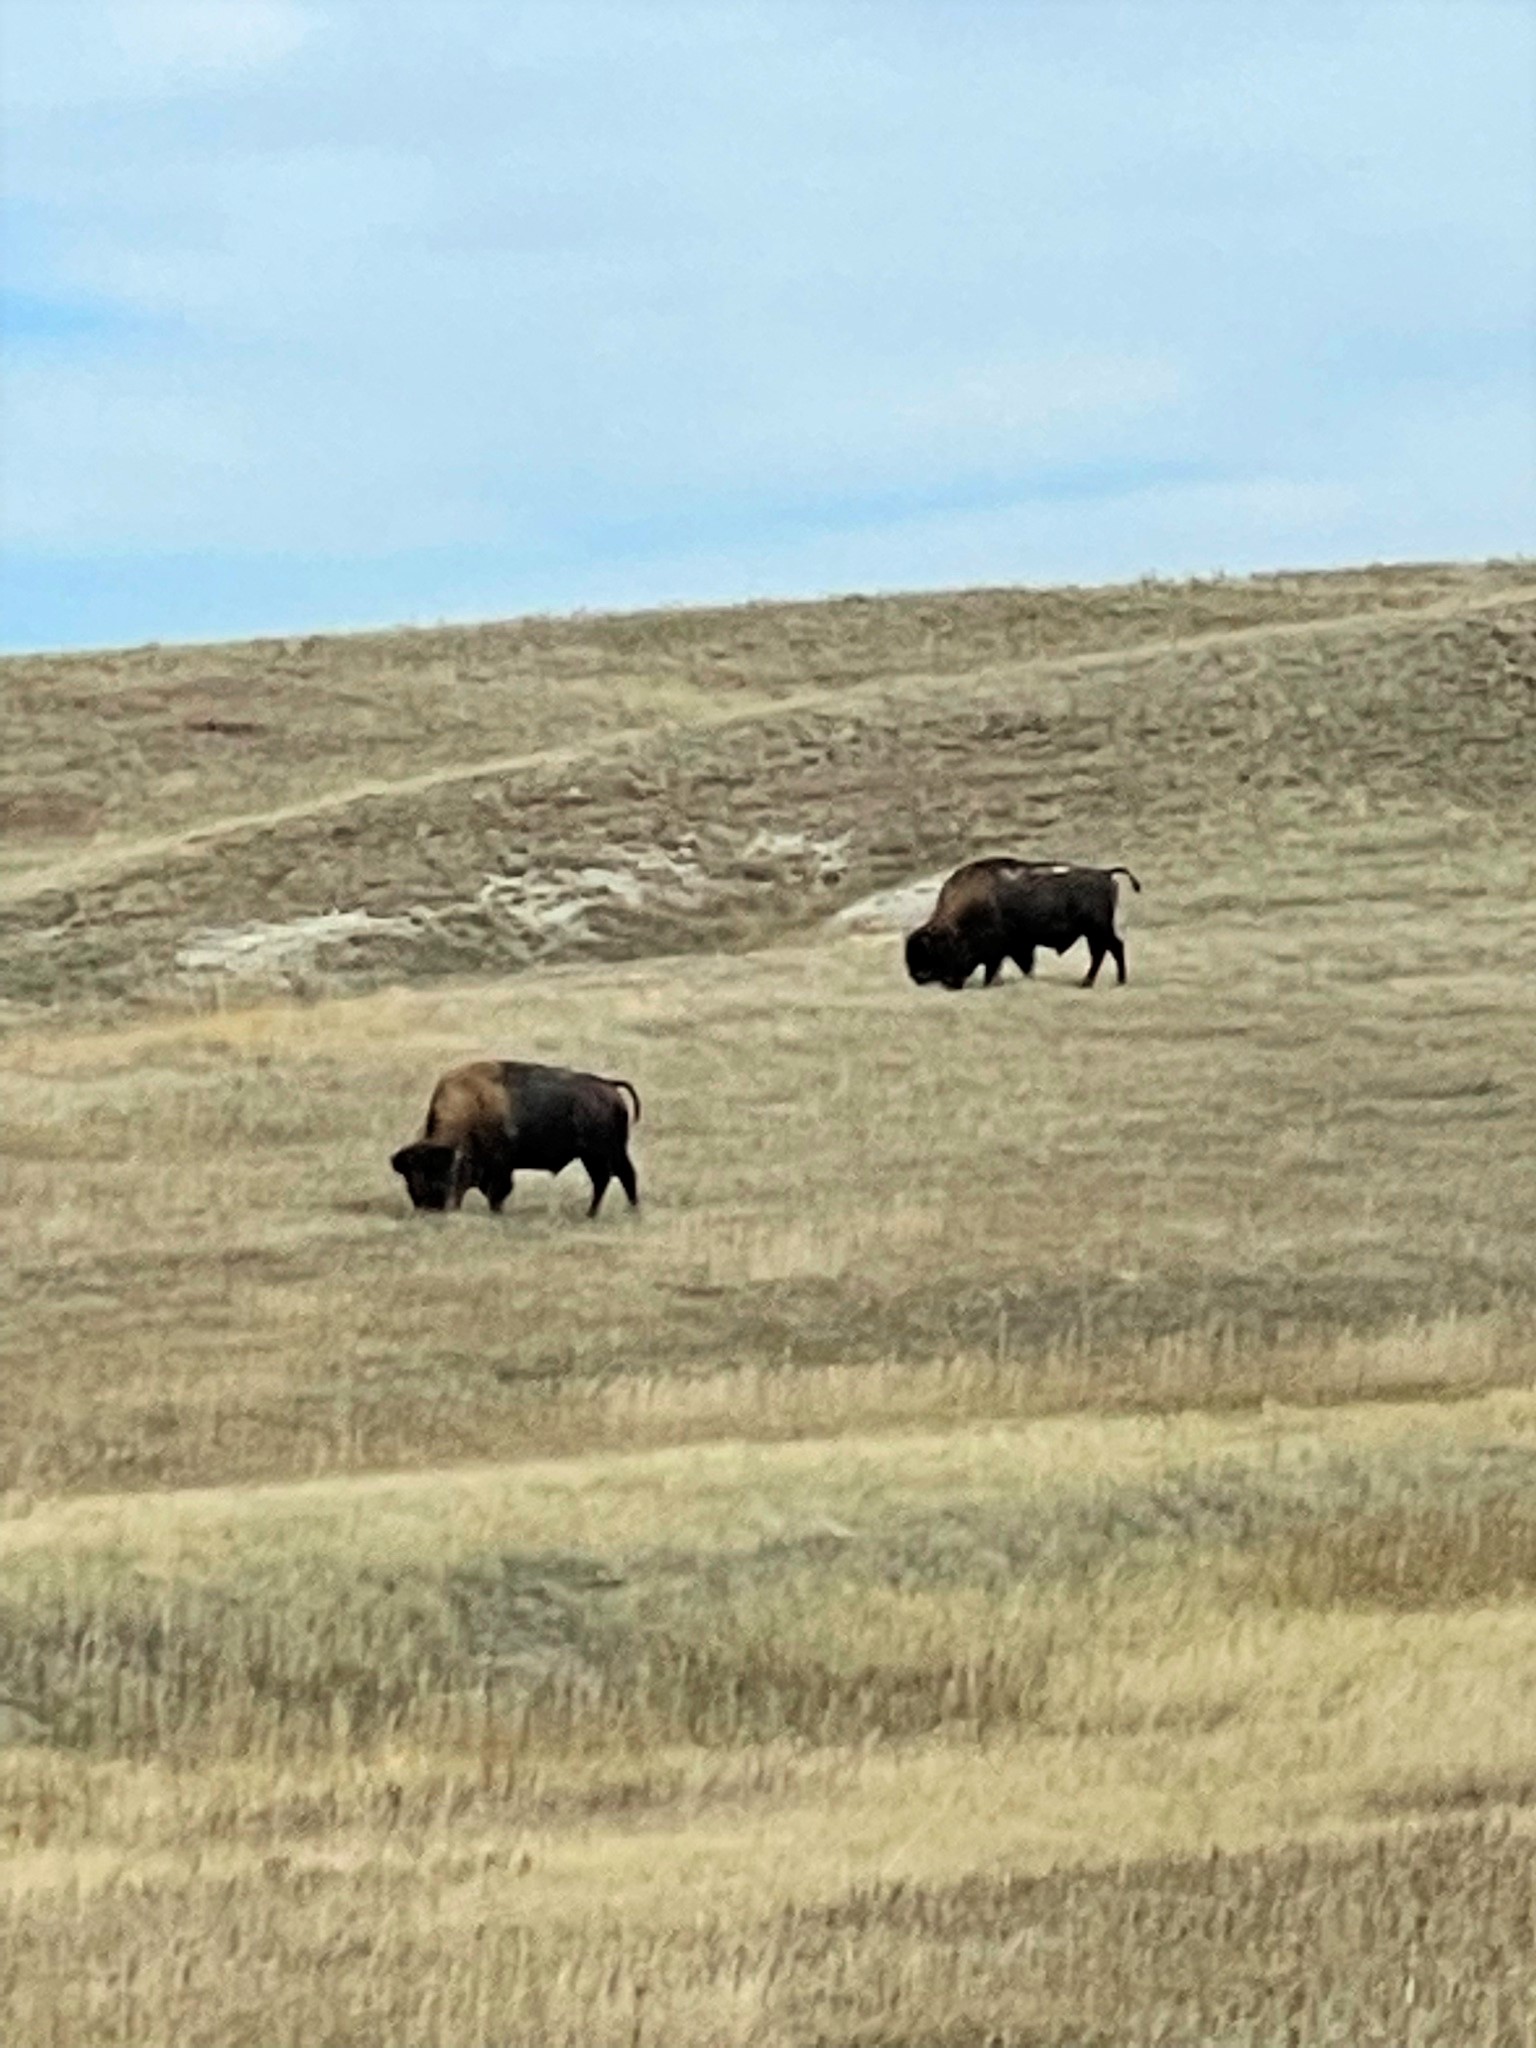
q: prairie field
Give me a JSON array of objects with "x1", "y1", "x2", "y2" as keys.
[{"x1": 3, "y1": 561, "x2": 1536, "y2": 2045}]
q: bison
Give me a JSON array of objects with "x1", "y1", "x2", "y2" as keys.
[
  {"x1": 391, "y1": 1060, "x2": 641, "y2": 1217},
  {"x1": 904, "y1": 857, "x2": 1142, "y2": 991}
]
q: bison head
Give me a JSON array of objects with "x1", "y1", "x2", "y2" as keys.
[
  {"x1": 904, "y1": 923, "x2": 969, "y2": 990},
  {"x1": 391, "y1": 1140, "x2": 458, "y2": 1210}
]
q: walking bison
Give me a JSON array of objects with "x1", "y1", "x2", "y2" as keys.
[
  {"x1": 904, "y1": 857, "x2": 1142, "y2": 991},
  {"x1": 391, "y1": 1061, "x2": 641, "y2": 1217}
]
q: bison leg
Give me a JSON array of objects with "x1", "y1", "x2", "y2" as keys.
[
  {"x1": 1108, "y1": 934, "x2": 1127, "y2": 985},
  {"x1": 614, "y1": 1151, "x2": 639, "y2": 1208},
  {"x1": 484, "y1": 1168, "x2": 514, "y2": 1213},
  {"x1": 1009, "y1": 944, "x2": 1036, "y2": 978},
  {"x1": 1080, "y1": 938, "x2": 1107, "y2": 988},
  {"x1": 583, "y1": 1159, "x2": 612, "y2": 1218},
  {"x1": 981, "y1": 954, "x2": 1004, "y2": 986}
]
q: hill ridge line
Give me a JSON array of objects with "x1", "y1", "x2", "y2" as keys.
[{"x1": 9, "y1": 579, "x2": 1534, "y2": 912}]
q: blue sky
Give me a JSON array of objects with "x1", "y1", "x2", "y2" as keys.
[{"x1": 2, "y1": 0, "x2": 1533, "y2": 652}]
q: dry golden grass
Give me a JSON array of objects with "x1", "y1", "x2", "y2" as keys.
[
  {"x1": 4, "y1": 891, "x2": 1534, "y2": 1498},
  {"x1": 3, "y1": 559, "x2": 1536, "y2": 2043},
  {"x1": 7, "y1": 1397, "x2": 1536, "y2": 2043},
  {"x1": 4, "y1": 558, "x2": 1535, "y2": 1009},
  {"x1": 2, "y1": 559, "x2": 1517, "y2": 869}
]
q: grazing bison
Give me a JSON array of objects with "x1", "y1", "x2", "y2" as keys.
[
  {"x1": 904, "y1": 857, "x2": 1142, "y2": 991},
  {"x1": 391, "y1": 1061, "x2": 641, "y2": 1217}
]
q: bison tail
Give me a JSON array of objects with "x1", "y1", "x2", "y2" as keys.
[
  {"x1": 1109, "y1": 866, "x2": 1142, "y2": 893},
  {"x1": 608, "y1": 1078, "x2": 642, "y2": 1125}
]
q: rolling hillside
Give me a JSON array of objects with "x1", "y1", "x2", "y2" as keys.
[{"x1": 3, "y1": 560, "x2": 1536, "y2": 2046}]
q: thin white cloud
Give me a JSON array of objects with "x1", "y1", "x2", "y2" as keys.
[
  {"x1": 111, "y1": 0, "x2": 315, "y2": 80},
  {"x1": 0, "y1": 363, "x2": 255, "y2": 548},
  {"x1": 1, "y1": 0, "x2": 314, "y2": 109}
]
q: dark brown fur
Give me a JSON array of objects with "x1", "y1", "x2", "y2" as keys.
[
  {"x1": 904, "y1": 857, "x2": 1142, "y2": 991},
  {"x1": 391, "y1": 1060, "x2": 640, "y2": 1217}
]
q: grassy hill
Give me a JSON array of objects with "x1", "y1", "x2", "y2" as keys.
[{"x1": 3, "y1": 560, "x2": 1536, "y2": 2044}]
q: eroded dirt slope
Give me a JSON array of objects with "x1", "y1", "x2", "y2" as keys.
[{"x1": 4, "y1": 584, "x2": 1532, "y2": 1009}]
